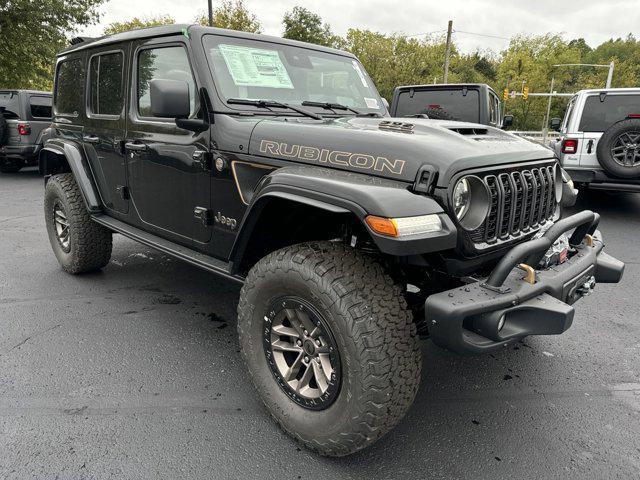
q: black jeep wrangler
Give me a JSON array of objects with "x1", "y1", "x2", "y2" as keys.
[{"x1": 40, "y1": 25, "x2": 624, "y2": 456}]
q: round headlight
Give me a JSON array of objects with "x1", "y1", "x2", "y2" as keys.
[
  {"x1": 554, "y1": 164, "x2": 564, "y2": 203},
  {"x1": 452, "y1": 176, "x2": 491, "y2": 231},
  {"x1": 453, "y1": 178, "x2": 471, "y2": 220}
]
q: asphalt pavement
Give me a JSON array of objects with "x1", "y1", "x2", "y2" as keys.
[{"x1": 0, "y1": 168, "x2": 638, "y2": 479}]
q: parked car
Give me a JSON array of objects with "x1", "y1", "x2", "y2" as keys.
[
  {"x1": 0, "y1": 90, "x2": 52, "y2": 173},
  {"x1": 551, "y1": 88, "x2": 640, "y2": 191},
  {"x1": 389, "y1": 83, "x2": 513, "y2": 128},
  {"x1": 40, "y1": 25, "x2": 623, "y2": 456}
]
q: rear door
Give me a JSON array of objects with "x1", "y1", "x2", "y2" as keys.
[
  {"x1": 83, "y1": 45, "x2": 130, "y2": 214},
  {"x1": 125, "y1": 36, "x2": 212, "y2": 248},
  {"x1": 576, "y1": 92, "x2": 640, "y2": 168}
]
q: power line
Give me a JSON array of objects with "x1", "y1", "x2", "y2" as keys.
[{"x1": 452, "y1": 30, "x2": 511, "y2": 41}]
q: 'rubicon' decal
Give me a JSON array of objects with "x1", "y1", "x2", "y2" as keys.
[{"x1": 259, "y1": 140, "x2": 406, "y2": 175}]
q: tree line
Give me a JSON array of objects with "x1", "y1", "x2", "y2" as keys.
[{"x1": 2, "y1": 0, "x2": 640, "y2": 129}]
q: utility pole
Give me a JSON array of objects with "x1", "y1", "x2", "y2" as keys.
[
  {"x1": 443, "y1": 20, "x2": 453, "y2": 83},
  {"x1": 208, "y1": 0, "x2": 214, "y2": 27},
  {"x1": 542, "y1": 76, "x2": 555, "y2": 145},
  {"x1": 606, "y1": 61, "x2": 614, "y2": 88}
]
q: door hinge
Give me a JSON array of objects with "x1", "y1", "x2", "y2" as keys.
[
  {"x1": 194, "y1": 206, "x2": 213, "y2": 226},
  {"x1": 116, "y1": 185, "x2": 130, "y2": 200},
  {"x1": 193, "y1": 150, "x2": 211, "y2": 171}
]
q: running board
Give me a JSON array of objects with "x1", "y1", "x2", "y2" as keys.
[{"x1": 92, "y1": 215, "x2": 244, "y2": 284}]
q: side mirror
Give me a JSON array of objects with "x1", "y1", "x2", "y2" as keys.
[
  {"x1": 502, "y1": 115, "x2": 514, "y2": 128},
  {"x1": 550, "y1": 117, "x2": 562, "y2": 132},
  {"x1": 150, "y1": 79, "x2": 190, "y2": 118}
]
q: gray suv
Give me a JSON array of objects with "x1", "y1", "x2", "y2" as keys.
[{"x1": 0, "y1": 90, "x2": 52, "y2": 173}]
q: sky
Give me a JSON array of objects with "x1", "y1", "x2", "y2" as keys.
[{"x1": 78, "y1": 0, "x2": 640, "y2": 54}]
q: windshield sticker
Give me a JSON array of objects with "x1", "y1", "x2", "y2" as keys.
[
  {"x1": 352, "y1": 61, "x2": 369, "y2": 88},
  {"x1": 219, "y1": 44, "x2": 294, "y2": 89},
  {"x1": 364, "y1": 97, "x2": 379, "y2": 109}
]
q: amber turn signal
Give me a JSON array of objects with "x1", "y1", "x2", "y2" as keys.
[{"x1": 365, "y1": 215, "x2": 398, "y2": 237}]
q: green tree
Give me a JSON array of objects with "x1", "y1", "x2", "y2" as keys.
[
  {"x1": 0, "y1": 0, "x2": 105, "y2": 90},
  {"x1": 195, "y1": 0, "x2": 261, "y2": 33},
  {"x1": 104, "y1": 15, "x2": 175, "y2": 36},
  {"x1": 282, "y1": 6, "x2": 340, "y2": 48}
]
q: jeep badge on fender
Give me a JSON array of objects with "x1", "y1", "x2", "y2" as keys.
[{"x1": 40, "y1": 24, "x2": 624, "y2": 457}]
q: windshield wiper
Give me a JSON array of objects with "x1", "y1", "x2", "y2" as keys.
[
  {"x1": 226, "y1": 98, "x2": 322, "y2": 120},
  {"x1": 301, "y1": 101, "x2": 383, "y2": 118}
]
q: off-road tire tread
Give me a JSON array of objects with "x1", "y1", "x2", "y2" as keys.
[
  {"x1": 238, "y1": 242, "x2": 421, "y2": 456},
  {"x1": 45, "y1": 173, "x2": 112, "y2": 274}
]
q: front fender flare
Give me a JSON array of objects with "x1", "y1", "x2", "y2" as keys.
[{"x1": 231, "y1": 165, "x2": 457, "y2": 263}]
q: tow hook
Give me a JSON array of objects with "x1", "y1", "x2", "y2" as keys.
[{"x1": 576, "y1": 276, "x2": 596, "y2": 297}]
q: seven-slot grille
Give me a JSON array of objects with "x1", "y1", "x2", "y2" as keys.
[{"x1": 469, "y1": 163, "x2": 557, "y2": 244}]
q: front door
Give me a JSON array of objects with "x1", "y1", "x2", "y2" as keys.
[
  {"x1": 83, "y1": 45, "x2": 129, "y2": 214},
  {"x1": 125, "y1": 38, "x2": 211, "y2": 247}
]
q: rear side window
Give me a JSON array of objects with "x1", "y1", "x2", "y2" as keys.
[
  {"x1": 29, "y1": 96, "x2": 52, "y2": 119},
  {"x1": 55, "y1": 58, "x2": 85, "y2": 116},
  {"x1": 0, "y1": 91, "x2": 21, "y2": 119},
  {"x1": 89, "y1": 52, "x2": 124, "y2": 116},
  {"x1": 394, "y1": 89, "x2": 480, "y2": 122},
  {"x1": 137, "y1": 46, "x2": 196, "y2": 118},
  {"x1": 579, "y1": 94, "x2": 640, "y2": 132}
]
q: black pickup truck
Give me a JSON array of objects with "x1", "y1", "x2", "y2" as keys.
[
  {"x1": 390, "y1": 83, "x2": 513, "y2": 128},
  {"x1": 40, "y1": 25, "x2": 623, "y2": 456}
]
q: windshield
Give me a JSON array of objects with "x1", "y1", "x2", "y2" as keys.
[
  {"x1": 0, "y1": 91, "x2": 21, "y2": 119},
  {"x1": 394, "y1": 88, "x2": 480, "y2": 122},
  {"x1": 579, "y1": 94, "x2": 640, "y2": 132},
  {"x1": 202, "y1": 35, "x2": 385, "y2": 115}
]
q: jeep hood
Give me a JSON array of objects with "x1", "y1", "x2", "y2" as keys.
[{"x1": 247, "y1": 116, "x2": 554, "y2": 187}]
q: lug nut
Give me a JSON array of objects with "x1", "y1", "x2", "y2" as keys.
[
  {"x1": 296, "y1": 340, "x2": 302, "y2": 347},
  {"x1": 303, "y1": 329, "x2": 308, "y2": 336},
  {"x1": 304, "y1": 356, "x2": 310, "y2": 363},
  {"x1": 315, "y1": 339, "x2": 321, "y2": 346}
]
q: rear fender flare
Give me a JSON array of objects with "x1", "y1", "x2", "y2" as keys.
[{"x1": 40, "y1": 139, "x2": 102, "y2": 213}]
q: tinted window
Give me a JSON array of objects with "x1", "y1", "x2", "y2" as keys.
[
  {"x1": 489, "y1": 93, "x2": 499, "y2": 125},
  {"x1": 137, "y1": 46, "x2": 196, "y2": 118},
  {"x1": 579, "y1": 94, "x2": 640, "y2": 132},
  {"x1": 0, "y1": 91, "x2": 21, "y2": 119},
  {"x1": 29, "y1": 96, "x2": 52, "y2": 119},
  {"x1": 89, "y1": 52, "x2": 124, "y2": 116},
  {"x1": 394, "y1": 89, "x2": 480, "y2": 122},
  {"x1": 55, "y1": 58, "x2": 84, "y2": 116}
]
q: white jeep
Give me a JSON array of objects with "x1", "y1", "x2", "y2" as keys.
[{"x1": 551, "y1": 88, "x2": 640, "y2": 191}]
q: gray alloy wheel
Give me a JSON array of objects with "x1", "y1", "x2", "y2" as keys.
[
  {"x1": 610, "y1": 130, "x2": 640, "y2": 167},
  {"x1": 264, "y1": 297, "x2": 341, "y2": 410},
  {"x1": 53, "y1": 201, "x2": 71, "y2": 252}
]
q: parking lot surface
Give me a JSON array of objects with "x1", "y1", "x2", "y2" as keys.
[{"x1": 1, "y1": 168, "x2": 639, "y2": 479}]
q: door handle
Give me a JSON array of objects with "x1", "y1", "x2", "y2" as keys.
[
  {"x1": 83, "y1": 135, "x2": 100, "y2": 144},
  {"x1": 124, "y1": 142, "x2": 148, "y2": 152}
]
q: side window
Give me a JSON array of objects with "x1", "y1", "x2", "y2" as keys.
[
  {"x1": 89, "y1": 52, "x2": 124, "y2": 116},
  {"x1": 30, "y1": 96, "x2": 52, "y2": 119},
  {"x1": 562, "y1": 98, "x2": 576, "y2": 133},
  {"x1": 55, "y1": 58, "x2": 85, "y2": 116},
  {"x1": 137, "y1": 46, "x2": 197, "y2": 118},
  {"x1": 489, "y1": 93, "x2": 499, "y2": 125}
]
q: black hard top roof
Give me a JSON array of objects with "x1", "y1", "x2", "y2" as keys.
[
  {"x1": 58, "y1": 24, "x2": 354, "y2": 58},
  {"x1": 395, "y1": 83, "x2": 494, "y2": 92}
]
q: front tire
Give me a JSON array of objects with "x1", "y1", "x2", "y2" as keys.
[
  {"x1": 44, "y1": 173, "x2": 113, "y2": 274},
  {"x1": 238, "y1": 242, "x2": 421, "y2": 456}
]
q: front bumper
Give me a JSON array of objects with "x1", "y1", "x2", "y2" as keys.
[{"x1": 425, "y1": 210, "x2": 624, "y2": 354}]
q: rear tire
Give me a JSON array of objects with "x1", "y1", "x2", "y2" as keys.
[
  {"x1": 44, "y1": 173, "x2": 112, "y2": 274},
  {"x1": 238, "y1": 242, "x2": 421, "y2": 456}
]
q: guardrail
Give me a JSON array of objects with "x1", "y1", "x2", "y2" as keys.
[{"x1": 510, "y1": 130, "x2": 560, "y2": 146}]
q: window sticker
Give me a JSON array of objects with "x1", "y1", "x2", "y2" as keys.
[
  {"x1": 219, "y1": 44, "x2": 294, "y2": 89},
  {"x1": 364, "y1": 97, "x2": 379, "y2": 109},
  {"x1": 352, "y1": 60, "x2": 369, "y2": 88}
]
